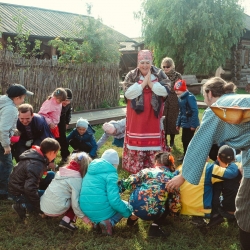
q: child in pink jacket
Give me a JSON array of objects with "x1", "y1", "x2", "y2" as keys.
[{"x1": 38, "y1": 88, "x2": 67, "y2": 138}]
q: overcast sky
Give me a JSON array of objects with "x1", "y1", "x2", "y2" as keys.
[{"x1": 1, "y1": 0, "x2": 250, "y2": 38}]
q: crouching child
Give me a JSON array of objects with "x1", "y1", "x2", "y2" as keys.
[
  {"x1": 40, "y1": 152, "x2": 92, "y2": 231},
  {"x1": 79, "y1": 149, "x2": 135, "y2": 236},
  {"x1": 8, "y1": 138, "x2": 60, "y2": 220}
]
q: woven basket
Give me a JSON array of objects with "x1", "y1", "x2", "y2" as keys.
[{"x1": 210, "y1": 106, "x2": 250, "y2": 124}]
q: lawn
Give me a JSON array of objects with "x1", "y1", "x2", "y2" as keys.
[{"x1": 0, "y1": 108, "x2": 241, "y2": 250}]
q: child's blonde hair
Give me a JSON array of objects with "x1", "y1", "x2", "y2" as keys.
[
  {"x1": 71, "y1": 152, "x2": 92, "y2": 177},
  {"x1": 48, "y1": 88, "x2": 67, "y2": 102},
  {"x1": 154, "y1": 151, "x2": 175, "y2": 172}
]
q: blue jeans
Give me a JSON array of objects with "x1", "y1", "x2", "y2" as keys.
[
  {"x1": 0, "y1": 143, "x2": 13, "y2": 195},
  {"x1": 11, "y1": 171, "x2": 55, "y2": 212},
  {"x1": 109, "y1": 200, "x2": 128, "y2": 226}
]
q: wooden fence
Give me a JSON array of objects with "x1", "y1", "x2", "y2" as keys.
[{"x1": 0, "y1": 50, "x2": 120, "y2": 112}]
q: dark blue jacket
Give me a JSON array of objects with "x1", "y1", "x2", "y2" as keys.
[
  {"x1": 66, "y1": 125, "x2": 97, "y2": 157},
  {"x1": 17, "y1": 113, "x2": 54, "y2": 145},
  {"x1": 176, "y1": 91, "x2": 200, "y2": 129}
]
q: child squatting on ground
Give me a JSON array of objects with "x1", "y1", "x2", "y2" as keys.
[
  {"x1": 97, "y1": 118, "x2": 126, "y2": 149},
  {"x1": 66, "y1": 118, "x2": 97, "y2": 159},
  {"x1": 8, "y1": 138, "x2": 60, "y2": 220},
  {"x1": 174, "y1": 79, "x2": 199, "y2": 162},
  {"x1": 180, "y1": 145, "x2": 240, "y2": 227},
  {"x1": 0, "y1": 83, "x2": 33, "y2": 200},
  {"x1": 40, "y1": 152, "x2": 92, "y2": 231},
  {"x1": 79, "y1": 149, "x2": 136, "y2": 236},
  {"x1": 38, "y1": 88, "x2": 67, "y2": 139},
  {"x1": 119, "y1": 151, "x2": 181, "y2": 238}
]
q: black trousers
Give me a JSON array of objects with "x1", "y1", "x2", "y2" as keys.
[
  {"x1": 239, "y1": 227, "x2": 250, "y2": 250},
  {"x1": 182, "y1": 128, "x2": 195, "y2": 156},
  {"x1": 68, "y1": 138, "x2": 91, "y2": 153},
  {"x1": 57, "y1": 120, "x2": 70, "y2": 159}
]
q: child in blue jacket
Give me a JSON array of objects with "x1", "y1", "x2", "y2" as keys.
[
  {"x1": 79, "y1": 149, "x2": 134, "y2": 236},
  {"x1": 174, "y1": 80, "x2": 199, "y2": 161},
  {"x1": 66, "y1": 118, "x2": 97, "y2": 159}
]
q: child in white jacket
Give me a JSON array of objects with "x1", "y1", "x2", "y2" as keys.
[{"x1": 40, "y1": 152, "x2": 92, "y2": 231}]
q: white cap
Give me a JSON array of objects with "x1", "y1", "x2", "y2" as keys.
[
  {"x1": 101, "y1": 149, "x2": 119, "y2": 165},
  {"x1": 102, "y1": 123, "x2": 116, "y2": 134},
  {"x1": 76, "y1": 118, "x2": 89, "y2": 128}
]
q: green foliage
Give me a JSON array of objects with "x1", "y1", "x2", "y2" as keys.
[
  {"x1": 48, "y1": 16, "x2": 121, "y2": 64},
  {"x1": 6, "y1": 11, "x2": 42, "y2": 58},
  {"x1": 138, "y1": 0, "x2": 245, "y2": 75}
]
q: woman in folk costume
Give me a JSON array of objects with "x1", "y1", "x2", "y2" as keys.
[{"x1": 122, "y1": 50, "x2": 171, "y2": 174}]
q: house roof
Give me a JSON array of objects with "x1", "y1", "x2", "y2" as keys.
[
  {"x1": 244, "y1": 13, "x2": 250, "y2": 31},
  {"x1": 0, "y1": 2, "x2": 135, "y2": 43}
]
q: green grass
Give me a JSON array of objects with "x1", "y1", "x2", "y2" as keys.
[{"x1": 0, "y1": 108, "x2": 241, "y2": 250}]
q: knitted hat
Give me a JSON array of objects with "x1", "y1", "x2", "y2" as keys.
[
  {"x1": 174, "y1": 80, "x2": 187, "y2": 92},
  {"x1": 138, "y1": 50, "x2": 153, "y2": 63},
  {"x1": 102, "y1": 122, "x2": 116, "y2": 134},
  {"x1": 101, "y1": 149, "x2": 119, "y2": 165},
  {"x1": 64, "y1": 88, "x2": 73, "y2": 100},
  {"x1": 7, "y1": 84, "x2": 33, "y2": 98},
  {"x1": 76, "y1": 118, "x2": 89, "y2": 128},
  {"x1": 218, "y1": 145, "x2": 236, "y2": 164}
]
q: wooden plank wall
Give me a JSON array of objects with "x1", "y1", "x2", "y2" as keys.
[{"x1": 0, "y1": 50, "x2": 120, "y2": 112}]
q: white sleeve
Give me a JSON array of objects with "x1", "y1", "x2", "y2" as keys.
[
  {"x1": 152, "y1": 82, "x2": 168, "y2": 97},
  {"x1": 124, "y1": 82, "x2": 143, "y2": 100}
]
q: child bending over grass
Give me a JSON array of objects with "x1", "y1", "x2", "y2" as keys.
[{"x1": 40, "y1": 152, "x2": 92, "y2": 231}]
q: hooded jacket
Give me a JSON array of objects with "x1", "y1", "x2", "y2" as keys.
[
  {"x1": 40, "y1": 162, "x2": 85, "y2": 218},
  {"x1": 8, "y1": 146, "x2": 48, "y2": 211},
  {"x1": 0, "y1": 95, "x2": 18, "y2": 147},
  {"x1": 79, "y1": 158, "x2": 132, "y2": 223},
  {"x1": 176, "y1": 91, "x2": 200, "y2": 129}
]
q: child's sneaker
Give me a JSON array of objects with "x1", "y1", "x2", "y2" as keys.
[
  {"x1": 99, "y1": 219, "x2": 112, "y2": 236},
  {"x1": 207, "y1": 215, "x2": 224, "y2": 228},
  {"x1": 93, "y1": 223, "x2": 101, "y2": 233},
  {"x1": 12, "y1": 203, "x2": 27, "y2": 220},
  {"x1": 190, "y1": 216, "x2": 207, "y2": 227},
  {"x1": 127, "y1": 217, "x2": 138, "y2": 226},
  {"x1": 59, "y1": 220, "x2": 78, "y2": 231},
  {"x1": 148, "y1": 224, "x2": 170, "y2": 238}
]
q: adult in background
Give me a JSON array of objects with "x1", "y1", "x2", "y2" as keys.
[
  {"x1": 161, "y1": 57, "x2": 182, "y2": 147},
  {"x1": 57, "y1": 88, "x2": 73, "y2": 163},
  {"x1": 122, "y1": 50, "x2": 170, "y2": 174},
  {"x1": 166, "y1": 77, "x2": 250, "y2": 250},
  {"x1": 11, "y1": 103, "x2": 54, "y2": 162}
]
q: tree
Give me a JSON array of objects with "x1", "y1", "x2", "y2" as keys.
[
  {"x1": 48, "y1": 16, "x2": 121, "y2": 64},
  {"x1": 137, "y1": 0, "x2": 245, "y2": 75},
  {"x1": 6, "y1": 11, "x2": 42, "y2": 58}
]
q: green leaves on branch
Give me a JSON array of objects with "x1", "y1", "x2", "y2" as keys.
[
  {"x1": 48, "y1": 17, "x2": 121, "y2": 64},
  {"x1": 139, "y1": 0, "x2": 245, "y2": 75},
  {"x1": 6, "y1": 11, "x2": 42, "y2": 58}
]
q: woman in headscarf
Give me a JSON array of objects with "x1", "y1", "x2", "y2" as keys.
[
  {"x1": 161, "y1": 57, "x2": 182, "y2": 148},
  {"x1": 122, "y1": 50, "x2": 171, "y2": 174}
]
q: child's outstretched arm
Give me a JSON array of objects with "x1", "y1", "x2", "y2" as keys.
[
  {"x1": 118, "y1": 169, "x2": 148, "y2": 192},
  {"x1": 97, "y1": 133, "x2": 110, "y2": 149},
  {"x1": 211, "y1": 162, "x2": 239, "y2": 183},
  {"x1": 107, "y1": 173, "x2": 133, "y2": 218},
  {"x1": 70, "y1": 182, "x2": 92, "y2": 225}
]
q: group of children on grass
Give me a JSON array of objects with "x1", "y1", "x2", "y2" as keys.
[{"x1": 0, "y1": 83, "x2": 242, "y2": 238}]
